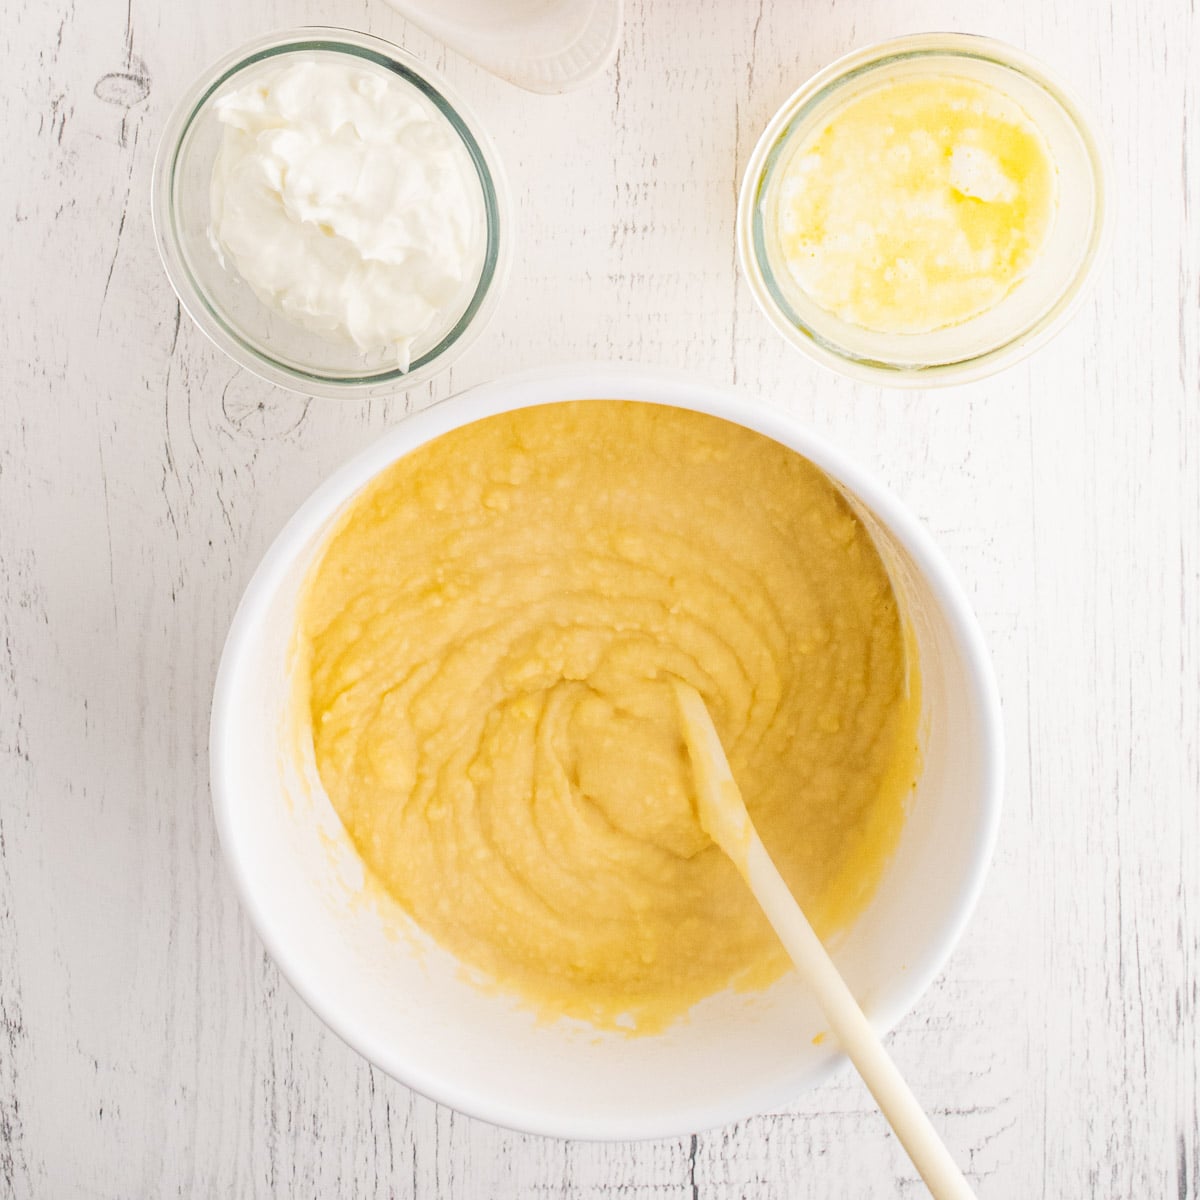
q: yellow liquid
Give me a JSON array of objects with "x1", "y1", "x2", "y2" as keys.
[
  {"x1": 773, "y1": 74, "x2": 1058, "y2": 333},
  {"x1": 299, "y1": 402, "x2": 921, "y2": 1032}
]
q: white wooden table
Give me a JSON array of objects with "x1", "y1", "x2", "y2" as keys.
[{"x1": 3, "y1": 0, "x2": 1197, "y2": 1194}]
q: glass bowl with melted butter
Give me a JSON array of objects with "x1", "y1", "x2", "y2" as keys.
[{"x1": 738, "y1": 34, "x2": 1111, "y2": 386}]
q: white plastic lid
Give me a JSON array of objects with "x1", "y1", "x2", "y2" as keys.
[{"x1": 384, "y1": 0, "x2": 623, "y2": 93}]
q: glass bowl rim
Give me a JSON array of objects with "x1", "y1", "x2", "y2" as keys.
[
  {"x1": 736, "y1": 32, "x2": 1114, "y2": 388},
  {"x1": 150, "y1": 26, "x2": 511, "y2": 399}
]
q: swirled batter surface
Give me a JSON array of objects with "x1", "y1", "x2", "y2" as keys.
[{"x1": 300, "y1": 402, "x2": 920, "y2": 1031}]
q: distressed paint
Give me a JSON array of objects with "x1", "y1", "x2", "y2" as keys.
[{"x1": 0, "y1": 0, "x2": 1197, "y2": 1195}]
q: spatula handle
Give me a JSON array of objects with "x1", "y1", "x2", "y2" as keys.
[{"x1": 745, "y1": 836, "x2": 977, "y2": 1200}]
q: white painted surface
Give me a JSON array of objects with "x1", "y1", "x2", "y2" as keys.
[{"x1": 0, "y1": 0, "x2": 1196, "y2": 1195}]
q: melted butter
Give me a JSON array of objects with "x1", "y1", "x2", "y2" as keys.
[{"x1": 773, "y1": 74, "x2": 1058, "y2": 333}]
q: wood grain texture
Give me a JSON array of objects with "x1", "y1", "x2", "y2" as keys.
[{"x1": 1, "y1": 0, "x2": 1197, "y2": 1194}]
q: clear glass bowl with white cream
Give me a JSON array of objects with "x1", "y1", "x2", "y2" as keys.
[
  {"x1": 737, "y1": 34, "x2": 1111, "y2": 387},
  {"x1": 153, "y1": 29, "x2": 509, "y2": 397}
]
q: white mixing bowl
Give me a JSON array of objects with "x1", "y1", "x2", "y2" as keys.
[{"x1": 210, "y1": 365, "x2": 1003, "y2": 1139}]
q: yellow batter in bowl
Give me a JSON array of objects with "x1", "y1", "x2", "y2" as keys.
[{"x1": 298, "y1": 402, "x2": 921, "y2": 1032}]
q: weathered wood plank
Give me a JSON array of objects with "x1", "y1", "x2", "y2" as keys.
[{"x1": 1, "y1": 0, "x2": 1196, "y2": 1194}]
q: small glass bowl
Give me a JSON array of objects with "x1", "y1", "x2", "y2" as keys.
[
  {"x1": 737, "y1": 33, "x2": 1112, "y2": 387},
  {"x1": 152, "y1": 28, "x2": 510, "y2": 398}
]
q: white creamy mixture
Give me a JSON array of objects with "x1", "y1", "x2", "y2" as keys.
[{"x1": 210, "y1": 58, "x2": 484, "y2": 368}]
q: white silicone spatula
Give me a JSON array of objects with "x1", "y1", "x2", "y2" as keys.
[{"x1": 673, "y1": 680, "x2": 977, "y2": 1200}]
